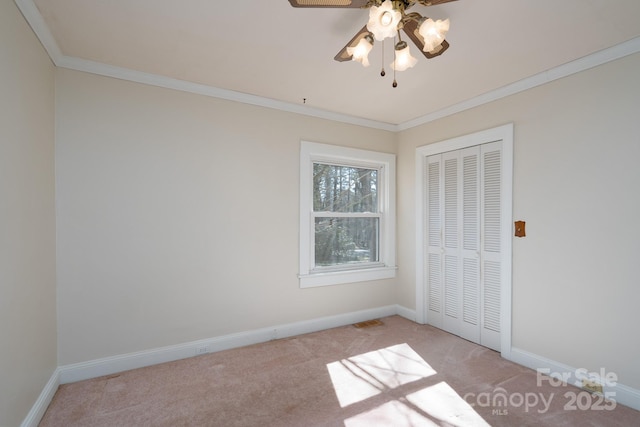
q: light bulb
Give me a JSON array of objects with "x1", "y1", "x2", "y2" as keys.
[
  {"x1": 366, "y1": 0, "x2": 402, "y2": 41},
  {"x1": 380, "y1": 11, "x2": 393, "y2": 26}
]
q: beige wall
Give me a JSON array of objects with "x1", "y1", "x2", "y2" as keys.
[
  {"x1": 55, "y1": 68, "x2": 397, "y2": 365},
  {"x1": 0, "y1": 0, "x2": 57, "y2": 425},
  {"x1": 53, "y1": 51, "x2": 640, "y2": 391},
  {"x1": 6, "y1": 0, "x2": 640, "y2": 419},
  {"x1": 397, "y1": 53, "x2": 640, "y2": 389}
]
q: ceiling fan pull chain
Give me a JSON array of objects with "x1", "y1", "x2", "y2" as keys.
[
  {"x1": 392, "y1": 35, "x2": 398, "y2": 87},
  {"x1": 380, "y1": 38, "x2": 386, "y2": 77}
]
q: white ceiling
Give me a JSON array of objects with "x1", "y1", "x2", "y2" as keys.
[{"x1": 19, "y1": 0, "x2": 640, "y2": 129}]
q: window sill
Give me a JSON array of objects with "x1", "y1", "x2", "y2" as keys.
[{"x1": 299, "y1": 266, "x2": 397, "y2": 288}]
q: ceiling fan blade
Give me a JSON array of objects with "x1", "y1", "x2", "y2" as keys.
[
  {"x1": 416, "y1": 0, "x2": 458, "y2": 6},
  {"x1": 288, "y1": 0, "x2": 370, "y2": 8},
  {"x1": 402, "y1": 19, "x2": 450, "y2": 59},
  {"x1": 334, "y1": 25, "x2": 371, "y2": 62}
]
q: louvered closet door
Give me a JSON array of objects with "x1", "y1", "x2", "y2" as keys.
[
  {"x1": 425, "y1": 142, "x2": 502, "y2": 352},
  {"x1": 425, "y1": 155, "x2": 444, "y2": 330},
  {"x1": 479, "y1": 142, "x2": 502, "y2": 351},
  {"x1": 442, "y1": 150, "x2": 461, "y2": 335},
  {"x1": 425, "y1": 150, "x2": 465, "y2": 337},
  {"x1": 459, "y1": 146, "x2": 481, "y2": 344}
]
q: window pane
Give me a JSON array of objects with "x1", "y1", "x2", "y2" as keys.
[
  {"x1": 313, "y1": 163, "x2": 378, "y2": 213},
  {"x1": 314, "y1": 217, "x2": 379, "y2": 267}
]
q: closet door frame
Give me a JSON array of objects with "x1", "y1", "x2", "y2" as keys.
[{"x1": 415, "y1": 124, "x2": 513, "y2": 358}]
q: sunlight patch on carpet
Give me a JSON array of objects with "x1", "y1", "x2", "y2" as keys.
[
  {"x1": 326, "y1": 343, "x2": 436, "y2": 407},
  {"x1": 344, "y1": 382, "x2": 490, "y2": 427},
  {"x1": 344, "y1": 400, "x2": 440, "y2": 427}
]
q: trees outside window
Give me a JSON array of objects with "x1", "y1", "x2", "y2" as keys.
[
  {"x1": 313, "y1": 163, "x2": 379, "y2": 267},
  {"x1": 299, "y1": 142, "x2": 396, "y2": 288}
]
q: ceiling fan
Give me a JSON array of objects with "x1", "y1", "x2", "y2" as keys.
[{"x1": 289, "y1": 0, "x2": 457, "y2": 86}]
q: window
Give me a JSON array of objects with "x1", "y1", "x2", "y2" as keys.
[{"x1": 299, "y1": 141, "x2": 396, "y2": 288}]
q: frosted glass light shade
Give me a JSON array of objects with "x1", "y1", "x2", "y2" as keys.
[
  {"x1": 367, "y1": 0, "x2": 401, "y2": 41},
  {"x1": 391, "y1": 42, "x2": 417, "y2": 71},
  {"x1": 418, "y1": 18, "x2": 450, "y2": 52},
  {"x1": 347, "y1": 35, "x2": 374, "y2": 67}
]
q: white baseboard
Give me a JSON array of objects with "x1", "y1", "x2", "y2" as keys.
[
  {"x1": 28, "y1": 305, "x2": 407, "y2": 426},
  {"x1": 58, "y1": 304, "x2": 400, "y2": 384},
  {"x1": 20, "y1": 369, "x2": 60, "y2": 427},
  {"x1": 395, "y1": 304, "x2": 416, "y2": 322},
  {"x1": 508, "y1": 347, "x2": 640, "y2": 412},
  {"x1": 34, "y1": 306, "x2": 640, "y2": 425}
]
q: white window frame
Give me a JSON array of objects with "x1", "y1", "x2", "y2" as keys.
[{"x1": 299, "y1": 141, "x2": 396, "y2": 288}]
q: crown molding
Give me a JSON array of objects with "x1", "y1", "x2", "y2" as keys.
[
  {"x1": 14, "y1": 0, "x2": 63, "y2": 63},
  {"x1": 397, "y1": 36, "x2": 640, "y2": 131},
  {"x1": 14, "y1": 0, "x2": 640, "y2": 133},
  {"x1": 13, "y1": 0, "x2": 397, "y2": 132},
  {"x1": 56, "y1": 55, "x2": 398, "y2": 132}
]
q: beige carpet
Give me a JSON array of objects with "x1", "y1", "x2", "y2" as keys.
[{"x1": 40, "y1": 316, "x2": 639, "y2": 426}]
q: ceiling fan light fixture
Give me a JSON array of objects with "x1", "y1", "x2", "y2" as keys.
[
  {"x1": 289, "y1": 0, "x2": 456, "y2": 82},
  {"x1": 391, "y1": 40, "x2": 417, "y2": 71},
  {"x1": 347, "y1": 34, "x2": 374, "y2": 67},
  {"x1": 367, "y1": 0, "x2": 402, "y2": 41},
  {"x1": 417, "y1": 17, "x2": 450, "y2": 52}
]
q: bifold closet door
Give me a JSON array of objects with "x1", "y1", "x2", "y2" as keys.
[
  {"x1": 425, "y1": 141, "x2": 502, "y2": 351},
  {"x1": 479, "y1": 142, "x2": 502, "y2": 351}
]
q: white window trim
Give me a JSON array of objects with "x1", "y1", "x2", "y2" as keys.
[{"x1": 299, "y1": 141, "x2": 397, "y2": 288}]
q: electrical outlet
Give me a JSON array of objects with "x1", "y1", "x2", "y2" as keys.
[
  {"x1": 582, "y1": 379, "x2": 603, "y2": 394},
  {"x1": 195, "y1": 345, "x2": 210, "y2": 356}
]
